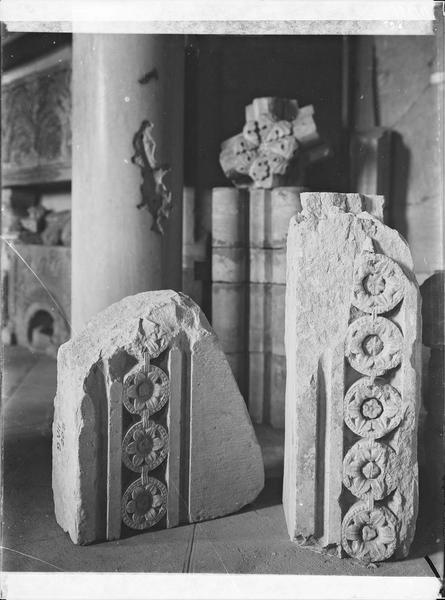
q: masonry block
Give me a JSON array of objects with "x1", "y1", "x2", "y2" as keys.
[{"x1": 53, "y1": 291, "x2": 264, "y2": 544}]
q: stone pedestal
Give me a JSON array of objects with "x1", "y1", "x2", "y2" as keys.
[
  {"x1": 71, "y1": 35, "x2": 184, "y2": 332},
  {"x1": 284, "y1": 192, "x2": 421, "y2": 563},
  {"x1": 53, "y1": 290, "x2": 264, "y2": 545},
  {"x1": 211, "y1": 186, "x2": 303, "y2": 426}
]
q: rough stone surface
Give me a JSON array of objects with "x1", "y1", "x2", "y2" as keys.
[
  {"x1": 53, "y1": 290, "x2": 264, "y2": 545},
  {"x1": 283, "y1": 192, "x2": 421, "y2": 563}
]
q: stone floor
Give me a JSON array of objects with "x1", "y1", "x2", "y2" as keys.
[{"x1": 1, "y1": 346, "x2": 443, "y2": 578}]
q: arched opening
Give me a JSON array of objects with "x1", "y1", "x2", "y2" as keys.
[{"x1": 27, "y1": 309, "x2": 54, "y2": 351}]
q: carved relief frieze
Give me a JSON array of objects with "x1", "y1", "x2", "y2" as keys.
[
  {"x1": 340, "y1": 238, "x2": 415, "y2": 563},
  {"x1": 121, "y1": 346, "x2": 171, "y2": 531},
  {"x1": 2, "y1": 48, "x2": 72, "y2": 185}
]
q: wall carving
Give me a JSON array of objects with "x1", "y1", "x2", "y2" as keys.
[
  {"x1": 132, "y1": 120, "x2": 172, "y2": 235},
  {"x1": 2, "y1": 50, "x2": 72, "y2": 185}
]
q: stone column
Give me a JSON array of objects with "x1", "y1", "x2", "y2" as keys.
[{"x1": 71, "y1": 34, "x2": 184, "y2": 332}]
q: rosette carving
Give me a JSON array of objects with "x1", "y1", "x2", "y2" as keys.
[
  {"x1": 121, "y1": 477, "x2": 167, "y2": 530},
  {"x1": 341, "y1": 502, "x2": 397, "y2": 562},
  {"x1": 343, "y1": 439, "x2": 397, "y2": 500},
  {"x1": 344, "y1": 377, "x2": 402, "y2": 439},
  {"x1": 345, "y1": 316, "x2": 403, "y2": 376},
  {"x1": 352, "y1": 253, "x2": 406, "y2": 314},
  {"x1": 123, "y1": 365, "x2": 169, "y2": 416},
  {"x1": 122, "y1": 421, "x2": 168, "y2": 472}
]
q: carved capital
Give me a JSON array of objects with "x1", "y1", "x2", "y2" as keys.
[{"x1": 219, "y1": 97, "x2": 327, "y2": 189}]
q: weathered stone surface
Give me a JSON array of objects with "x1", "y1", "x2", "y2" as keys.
[
  {"x1": 283, "y1": 192, "x2": 421, "y2": 562},
  {"x1": 53, "y1": 290, "x2": 264, "y2": 545}
]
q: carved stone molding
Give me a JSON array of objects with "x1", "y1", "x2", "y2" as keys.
[
  {"x1": 122, "y1": 421, "x2": 168, "y2": 473},
  {"x1": 283, "y1": 193, "x2": 420, "y2": 562},
  {"x1": 344, "y1": 377, "x2": 402, "y2": 439},
  {"x1": 121, "y1": 477, "x2": 167, "y2": 530},
  {"x1": 345, "y1": 316, "x2": 403, "y2": 376},
  {"x1": 123, "y1": 365, "x2": 170, "y2": 416},
  {"x1": 343, "y1": 439, "x2": 397, "y2": 500},
  {"x1": 341, "y1": 503, "x2": 397, "y2": 562},
  {"x1": 352, "y1": 252, "x2": 406, "y2": 315}
]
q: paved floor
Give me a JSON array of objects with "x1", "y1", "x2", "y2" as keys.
[{"x1": 1, "y1": 346, "x2": 443, "y2": 578}]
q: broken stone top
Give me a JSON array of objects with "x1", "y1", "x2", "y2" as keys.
[
  {"x1": 60, "y1": 290, "x2": 209, "y2": 386},
  {"x1": 219, "y1": 97, "x2": 329, "y2": 190},
  {"x1": 297, "y1": 192, "x2": 385, "y2": 222}
]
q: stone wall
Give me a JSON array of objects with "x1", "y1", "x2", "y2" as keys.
[{"x1": 353, "y1": 33, "x2": 443, "y2": 283}]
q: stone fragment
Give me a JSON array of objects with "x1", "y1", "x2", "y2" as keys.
[
  {"x1": 283, "y1": 192, "x2": 421, "y2": 562},
  {"x1": 53, "y1": 290, "x2": 264, "y2": 545}
]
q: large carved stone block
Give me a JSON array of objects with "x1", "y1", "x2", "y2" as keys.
[
  {"x1": 53, "y1": 290, "x2": 264, "y2": 544},
  {"x1": 283, "y1": 192, "x2": 421, "y2": 562}
]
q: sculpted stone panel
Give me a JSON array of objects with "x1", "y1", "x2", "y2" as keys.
[{"x1": 2, "y1": 48, "x2": 72, "y2": 185}]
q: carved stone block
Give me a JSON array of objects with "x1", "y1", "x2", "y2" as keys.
[
  {"x1": 219, "y1": 97, "x2": 328, "y2": 189},
  {"x1": 283, "y1": 192, "x2": 421, "y2": 562},
  {"x1": 53, "y1": 290, "x2": 264, "y2": 544}
]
